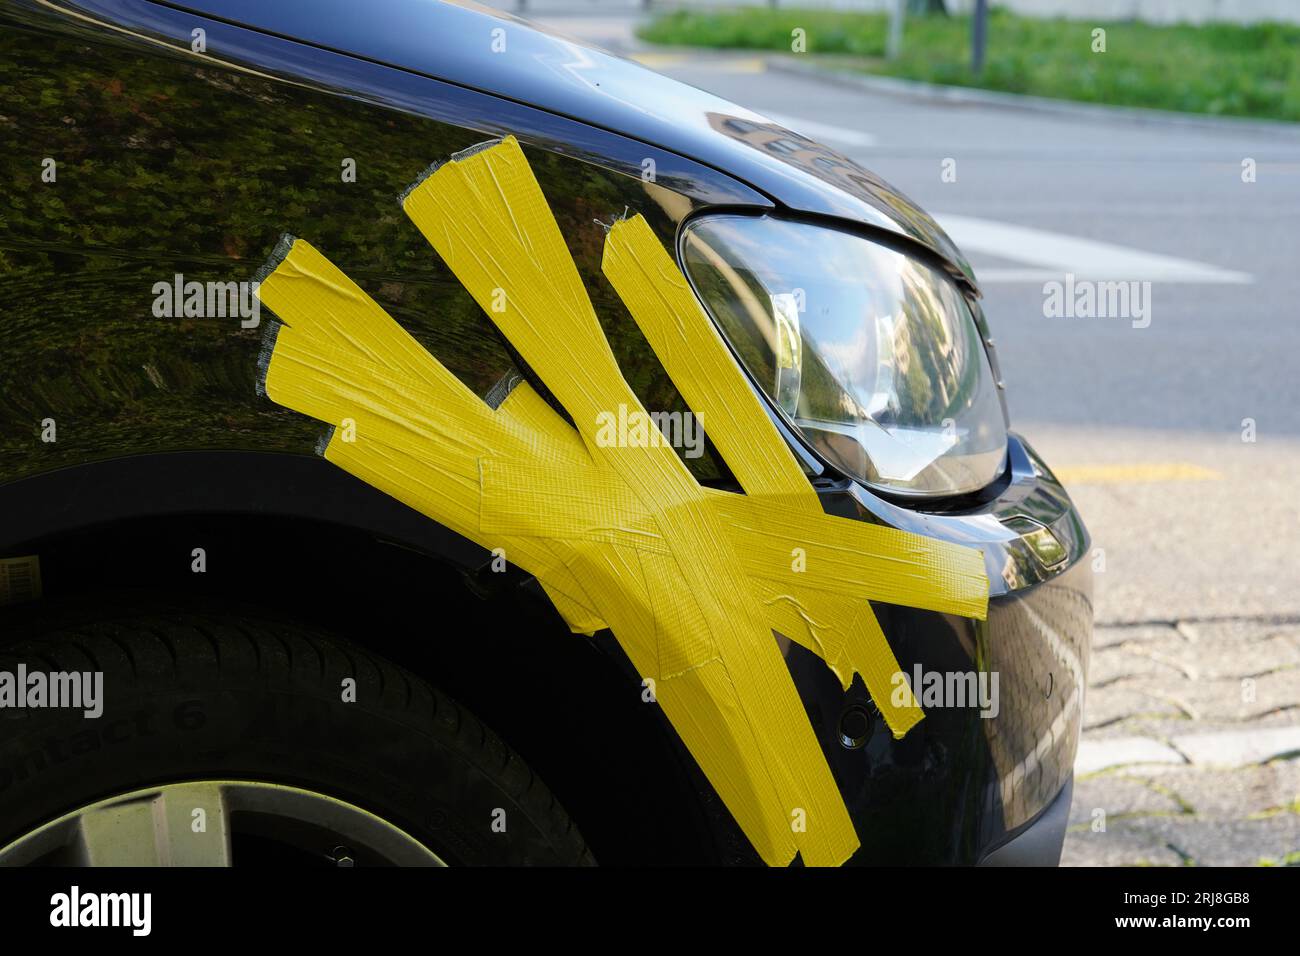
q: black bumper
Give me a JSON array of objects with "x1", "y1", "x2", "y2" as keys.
[
  {"x1": 979, "y1": 775, "x2": 1074, "y2": 866},
  {"x1": 781, "y1": 433, "x2": 1092, "y2": 865}
]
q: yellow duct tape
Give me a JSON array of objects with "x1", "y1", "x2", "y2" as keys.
[{"x1": 256, "y1": 135, "x2": 989, "y2": 866}]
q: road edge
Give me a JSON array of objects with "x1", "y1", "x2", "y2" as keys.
[{"x1": 764, "y1": 55, "x2": 1300, "y2": 137}]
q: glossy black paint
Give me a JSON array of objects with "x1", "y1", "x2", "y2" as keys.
[
  {"x1": 154, "y1": 0, "x2": 977, "y2": 284},
  {"x1": 0, "y1": 0, "x2": 738, "y2": 484},
  {"x1": 0, "y1": 0, "x2": 1092, "y2": 863}
]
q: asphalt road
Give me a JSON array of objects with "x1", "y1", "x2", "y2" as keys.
[{"x1": 529, "y1": 12, "x2": 1300, "y2": 865}]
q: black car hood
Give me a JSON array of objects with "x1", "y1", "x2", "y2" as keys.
[{"x1": 154, "y1": 0, "x2": 974, "y2": 283}]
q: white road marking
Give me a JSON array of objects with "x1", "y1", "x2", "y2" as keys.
[
  {"x1": 761, "y1": 111, "x2": 878, "y2": 148},
  {"x1": 933, "y1": 213, "x2": 1254, "y2": 284}
]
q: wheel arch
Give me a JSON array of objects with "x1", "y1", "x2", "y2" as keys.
[{"x1": 0, "y1": 451, "x2": 730, "y2": 864}]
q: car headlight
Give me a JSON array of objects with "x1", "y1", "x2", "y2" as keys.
[{"x1": 680, "y1": 214, "x2": 1007, "y2": 498}]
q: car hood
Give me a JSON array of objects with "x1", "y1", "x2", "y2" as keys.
[{"x1": 162, "y1": 0, "x2": 975, "y2": 285}]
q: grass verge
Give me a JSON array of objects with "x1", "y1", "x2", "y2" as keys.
[{"x1": 636, "y1": 9, "x2": 1300, "y2": 122}]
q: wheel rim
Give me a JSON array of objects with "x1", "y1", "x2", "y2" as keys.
[{"x1": 0, "y1": 780, "x2": 447, "y2": 867}]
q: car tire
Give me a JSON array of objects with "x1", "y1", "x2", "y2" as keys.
[{"x1": 0, "y1": 601, "x2": 594, "y2": 866}]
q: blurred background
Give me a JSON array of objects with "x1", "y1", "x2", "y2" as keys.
[{"x1": 485, "y1": 0, "x2": 1300, "y2": 865}]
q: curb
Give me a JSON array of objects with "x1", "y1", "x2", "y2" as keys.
[{"x1": 764, "y1": 56, "x2": 1300, "y2": 138}]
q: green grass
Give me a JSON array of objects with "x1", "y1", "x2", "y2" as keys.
[
  {"x1": 1258, "y1": 850, "x2": 1300, "y2": 866},
  {"x1": 636, "y1": 9, "x2": 1300, "y2": 122}
]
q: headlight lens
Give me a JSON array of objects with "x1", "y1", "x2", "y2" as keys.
[{"x1": 681, "y1": 214, "x2": 1007, "y2": 497}]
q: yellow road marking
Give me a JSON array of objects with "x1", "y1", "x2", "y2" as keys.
[
  {"x1": 1054, "y1": 462, "x2": 1222, "y2": 485},
  {"x1": 629, "y1": 52, "x2": 685, "y2": 67},
  {"x1": 630, "y1": 53, "x2": 767, "y2": 73}
]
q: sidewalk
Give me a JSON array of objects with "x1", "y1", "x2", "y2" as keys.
[{"x1": 1063, "y1": 618, "x2": 1300, "y2": 866}]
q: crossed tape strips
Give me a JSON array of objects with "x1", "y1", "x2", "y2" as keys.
[{"x1": 256, "y1": 136, "x2": 988, "y2": 866}]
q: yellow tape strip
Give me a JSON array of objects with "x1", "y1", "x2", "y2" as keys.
[
  {"x1": 404, "y1": 137, "x2": 863, "y2": 866},
  {"x1": 257, "y1": 135, "x2": 990, "y2": 866},
  {"x1": 259, "y1": 241, "x2": 608, "y2": 633},
  {"x1": 600, "y1": 214, "x2": 980, "y2": 728},
  {"x1": 601, "y1": 214, "x2": 818, "y2": 503}
]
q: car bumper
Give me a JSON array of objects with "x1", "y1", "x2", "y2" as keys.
[
  {"x1": 781, "y1": 432, "x2": 1092, "y2": 865},
  {"x1": 979, "y1": 774, "x2": 1073, "y2": 866}
]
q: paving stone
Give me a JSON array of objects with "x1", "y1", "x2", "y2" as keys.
[
  {"x1": 1073, "y1": 619, "x2": 1300, "y2": 864},
  {"x1": 1083, "y1": 675, "x2": 1300, "y2": 736},
  {"x1": 1125, "y1": 815, "x2": 1299, "y2": 867},
  {"x1": 1076, "y1": 737, "x2": 1185, "y2": 775},
  {"x1": 1093, "y1": 623, "x2": 1181, "y2": 651},
  {"x1": 1064, "y1": 810, "x2": 1300, "y2": 867},
  {"x1": 1118, "y1": 623, "x2": 1300, "y2": 680},
  {"x1": 1175, "y1": 619, "x2": 1300, "y2": 648},
  {"x1": 1089, "y1": 645, "x2": 1182, "y2": 687},
  {"x1": 1155, "y1": 763, "x2": 1300, "y2": 819},
  {"x1": 1118, "y1": 670, "x2": 1300, "y2": 723},
  {"x1": 1082, "y1": 686, "x2": 1189, "y2": 734},
  {"x1": 1172, "y1": 726, "x2": 1300, "y2": 767},
  {"x1": 1086, "y1": 713, "x2": 1300, "y2": 743},
  {"x1": 1062, "y1": 825, "x2": 1186, "y2": 867},
  {"x1": 1070, "y1": 772, "x2": 1187, "y2": 826}
]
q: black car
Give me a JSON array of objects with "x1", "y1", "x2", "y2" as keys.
[{"x1": 0, "y1": 0, "x2": 1091, "y2": 866}]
